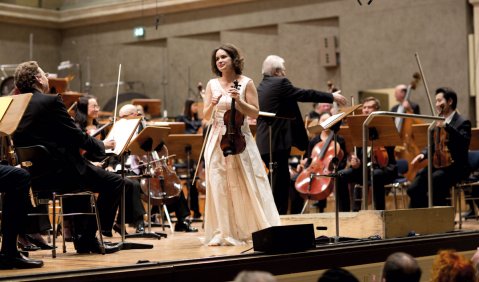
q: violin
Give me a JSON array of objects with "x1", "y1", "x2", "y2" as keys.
[
  {"x1": 140, "y1": 146, "x2": 182, "y2": 205},
  {"x1": 373, "y1": 146, "x2": 388, "y2": 168},
  {"x1": 195, "y1": 159, "x2": 206, "y2": 194},
  {"x1": 433, "y1": 110, "x2": 453, "y2": 168},
  {"x1": 220, "y1": 80, "x2": 246, "y2": 157},
  {"x1": 295, "y1": 132, "x2": 344, "y2": 200}
]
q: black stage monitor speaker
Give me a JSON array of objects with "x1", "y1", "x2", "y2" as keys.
[{"x1": 252, "y1": 224, "x2": 315, "y2": 253}]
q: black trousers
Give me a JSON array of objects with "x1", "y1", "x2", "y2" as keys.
[
  {"x1": 0, "y1": 165, "x2": 30, "y2": 256},
  {"x1": 262, "y1": 149, "x2": 291, "y2": 215},
  {"x1": 407, "y1": 165, "x2": 467, "y2": 208},
  {"x1": 34, "y1": 163, "x2": 122, "y2": 239}
]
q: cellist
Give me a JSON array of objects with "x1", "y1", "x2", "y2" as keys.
[{"x1": 292, "y1": 111, "x2": 348, "y2": 213}]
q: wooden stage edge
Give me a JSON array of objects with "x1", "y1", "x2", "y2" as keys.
[{"x1": 3, "y1": 211, "x2": 479, "y2": 282}]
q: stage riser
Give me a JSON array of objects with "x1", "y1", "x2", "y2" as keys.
[{"x1": 280, "y1": 207, "x2": 455, "y2": 239}]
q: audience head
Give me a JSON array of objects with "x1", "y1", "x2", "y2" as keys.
[
  {"x1": 314, "y1": 102, "x2": 333, "y2": 114},
  {"x1": 361, "y1": 96, "x2": 381, "y2": 115},
  {"x1": 381, "y1": 252, "x2": 421, "y2": 282},
  {"x1": 431, "y1": 250, "x2": 475, "y2": 282},
  {"x1": 261, "y1": 55, "x2": 286, "y2": 77},
  {"x1": 233, "y1": 270, "x2": 276, "y2": 282},
  {"x1": 14, "y1": 61, "x2": 49, "y2": 93},
  {"x1": 211, "y1": 43, "x2": 244, "y2": 77},
  {"x1": 317, "y1": 267, "x2": 359, "y2": 282},
  {"x1": 184, "y1": 98, "x2": 199, "y2": 119}
]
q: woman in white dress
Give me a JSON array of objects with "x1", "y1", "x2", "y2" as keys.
[{"x1": 203, "y1": 43, "x2": 281, "y2": 246}]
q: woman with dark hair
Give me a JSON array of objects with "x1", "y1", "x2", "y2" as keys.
[
  {"x1": 202, "y1": 43, "x2": 280, "y2": 246},
  {"x1": 176, "y1": 99, "x2": 203, "y2": 134}
]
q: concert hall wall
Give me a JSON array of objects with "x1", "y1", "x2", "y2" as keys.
[{"x1": 0, "y1": 0, "x2": 473, "y2": 123}]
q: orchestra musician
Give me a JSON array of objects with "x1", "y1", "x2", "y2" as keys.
[
  {"x1": 390, "y1": 84, "x2": 420, "y2": 115},
  {"x1": 74, "y1": 98, "x2": 146, "y2": 235},
  {"x1": 119, "y1": 104, "x2": 197, "y2": 232},
  {"x1": 202, "y1": 43, "x2": 280, "y2": 246},
  {"x1": 0, "y1": 164, "x2": 44, "y2": 269},
  {"x1": 255, "y1": 54, "x2": 347, "y2": 214},
  {"x1": 407, "y1": 87, "x2": 471, "y2": 208},
  {"x1": 175, "y1": 98, "x2": 203, "y2": 219},
  {"x1": 336, "y1": 97, "x2": 397, "y2": 211},
  {"x1": 12, "y1": 61, "x2": 121, "y2": 254}
]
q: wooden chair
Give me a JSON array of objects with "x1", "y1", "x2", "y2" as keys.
[{"x1": 16, "y1": 145, "x2": 105, "y2": 258}]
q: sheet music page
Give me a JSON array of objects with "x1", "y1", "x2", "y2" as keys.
[
  {"x1": 259, "y1": 111, "x2": 276, "y2": 117},
  {"x1": 320, "y1": 112, "x2": 345, "y2": 129},
  {"x1": 105, "y1": 117, "x2": 140, "y2": 155},
  {"x1": 0, "y1": 96, "x2": 13, "y2": 122}
]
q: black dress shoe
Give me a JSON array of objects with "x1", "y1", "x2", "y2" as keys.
[
  {"x1": 74, "y1": 236, "x2": 120, "y2": 254},
  {"x1": 18, "y1": 235, "x2": 40, "y2": 252},
  {"x1": 174, "y1": 221, "x2": 198, "y2": 232},
  {"x1": 0, "y1": 252, "x2": 43, "y2": 269},
  {"x1": 26, "y1": 234, "x2": 54, "y2": 250},
  {"x1": 136, "y1": 221, "x2": 145, "y2": 233},
  {"x1": 101, "y1": 230, "x2": 113, "y2": 238}
]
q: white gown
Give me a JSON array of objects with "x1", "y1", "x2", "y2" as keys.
[{"x1": 203, "y1": 76, "x2": 281, "y2": 246}]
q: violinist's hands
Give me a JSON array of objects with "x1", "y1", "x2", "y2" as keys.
[
  {"x1": 350, "y1": 155, "x2": 360, "y2": 169},
  {"x1": 103, "y1": 139, "x2": 116, "y2": 150},
  {"x1": 332, "y1": 90, "x2": 347, "y2": 107},
  {"x1": 105, "y1": 166, "x2": 115, "y2": 172},
  {"x1": 411, "y1": 153, "x2": 425, "y2": 166},
  {"x1": 296, "y1": 158, "x2": 308, "y2": 173},
  {"x1": 211, "y1": 92, "x2": 221, "y2": 106},
  {"x1": 228, "y1": 87, "x2": 240, "y2": 101},
  {"x1": 435, "y1": 120, "x2": 445, "y2": 128},
  {"x1": 402, "y1": 100, "x2": 413, "y2": 112}
]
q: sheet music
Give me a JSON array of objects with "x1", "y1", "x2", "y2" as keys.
[
  {"x1": 259, "y1": 111, "x2": 275, "y2": 117},
  {"x1": 320, "y1": 112, "x2": 345, "y2": 129},
  {"x1": 0, "y1": 96, "x2": 13, "y2": 122},
  {"x1": 105, "y1": 117, "x2": 140, "y2": 155}
]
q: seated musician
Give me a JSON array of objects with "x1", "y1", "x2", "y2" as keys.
[
  {"x1": 0, "y1": 164, "x2": 44, "y2": 269},
  {"x1": 336, "y1": 97, "x2": 398, "y2": 211},
  {"x1": 74, "y1": 96, "x2": 146, "y2": 235},
  {"x1": 12, "y1": 61, "x2": 121, "y2": 254},
  {"x1": 407, "y1": 87, "x2": 471, "y2": 208},
  {"x1": 176, "y1": 98, "x2": 203, "y2": 134},
  {"x1": 292, "y1": 111, "x2": 348, "y2": 213},
  {"x1": 120, "y1": 104, "x2": 198, "y2": 232}
]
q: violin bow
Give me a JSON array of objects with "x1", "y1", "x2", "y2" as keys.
[{"x1": 113, "y1": 64, "x2": 121, "y2": 124}]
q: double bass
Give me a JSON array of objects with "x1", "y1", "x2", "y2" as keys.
[{"x1": 295, "y1": 131, "x2": 344, "y2": 200}]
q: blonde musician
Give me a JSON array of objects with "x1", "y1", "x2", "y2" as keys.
[{"x1": 407, "y1": 87, "x2": 471, "y2": 208}]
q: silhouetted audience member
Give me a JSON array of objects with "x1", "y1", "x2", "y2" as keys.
[
  {"x1": 317, "y1": 267, "x2": 359, "y2": 282},
  {"x1": 381, "y1": 252, "x2": 421, "y2": 282},
  {"x1": 431, "y1": 250, "x2": 475, "y2": 282},
  {"x1": 233, "y1": 270, "x2": 276, "y2": 282}
]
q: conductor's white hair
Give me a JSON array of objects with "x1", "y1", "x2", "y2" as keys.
[
  {"x1": 119, "y1": 104, "x2": 137, "y2": 118},
  {"x1": 261, "y1": 55, "x2": 285, "y2": 76}
]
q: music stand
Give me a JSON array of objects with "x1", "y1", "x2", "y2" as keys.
[
  {"x1": 0, "y1": 94, "x2": 32, "y2": 137},
  {"x1": 128, "y1": 126, "x2": 170, "y2": 239},
  {"x1": 147, "y1": 121, "x2": 185, "y2": 134},
  {"x1": 258, "y1": 111, "x2": 277, "y2": 185},
  {"x1": 347, "y1": 114, "x2": 403, "y2": 210},
  {"x1": 164, "y1": 133, "x2": 203, "y2": 221},
  {"x1": 304, "y1": 104, "x2": 361, "y2": 244},
  {"x1": 59, "y1": 91, "x2": 83, "y2": 110},
  {"x1": 105, "y1": 117, "x2": 154, "y2": 250},
  {"x1": 411, "y1": 123, "x2": 429, "y2": 149}
]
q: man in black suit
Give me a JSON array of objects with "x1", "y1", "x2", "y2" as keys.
[
  {"x1": 12, "y1": 61, "x2": 121, "y2": 254},
  {"x1": 255, "y1": 55, "x2": 347, "y2": 214},
  {"x1": 407, "y1": 87, "x2": 471, "y2": 207},
  {"x1": 0, "y1": 164, "x2": 44, "y2": 269}
]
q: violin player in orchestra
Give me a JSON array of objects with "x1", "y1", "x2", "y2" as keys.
[
  {"x1": 0, "y1": 165, "x2": 44, "y2": 269},
  {"x1": 118, "y1": 104, "x2": 197, "y2": 232},
  {"x1": 336, "y1": 97, "x2": 398, "y2": 211},
  {"x1": 12, "y1": 61, "x2": 122, "y2": 254},
  {"x1": 202, "y1": 43, "x2": 280, "y2": 246},
  {"x1": 74, "y1": 99, "x2": 146, "y2": 236},
  {"x1": 407, "y1": 87, "x2": 471, "y2": 208},
  {"x1": 255, "y1": 54, "x2": 347, "y2": 215}
]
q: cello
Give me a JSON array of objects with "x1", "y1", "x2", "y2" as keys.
[
  {"x1": 295, "y1": 131, "x2": 344, "y2": 200},
  {"x1": 220, "y1": 80, "x2": 246, "y2": 157}
]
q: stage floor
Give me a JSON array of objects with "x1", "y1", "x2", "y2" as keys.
[{"x1": 2, "y1": 212, "x2": 479, "y2": 282}]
